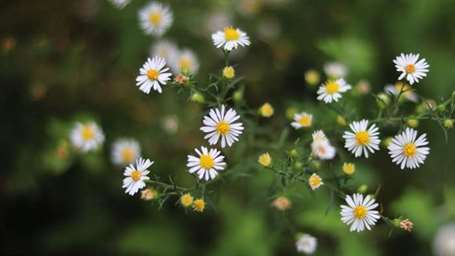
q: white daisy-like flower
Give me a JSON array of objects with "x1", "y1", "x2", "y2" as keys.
[
  {"x1": 109, "y1": 0, "x2": 131, "y2": 9},
  {"x1": 343, "y1": 119, "x2": 381, "y2": 158},
  {"x1": 385, "y1": 82, "x2": 418, "y2": 102},
  {"x1": 212, "y1": 26, "x2": 251, "y2": 51},
  {"x1": 296, "y1": 233, "x2": 317, "y2": 254},
  {"x1": 393, "y1": 53, "x2": 429, "y2": 85},
  {"x1": 323, "y1": 62, "x2": 348, "y2": 79},
  {"x1": 187, "y1": 146, "x2": 226, "y2": 181},
  {"x1": 136, "y1": 56, "x2": 172, "y2": 94},
  {"x1": 200, "y1": 105, "x2": 244, "y2": 148},
  {"x1": 70, "y1": 122, "x2": 104, "y2": 152},
  {"x1": 433, "y1": 223, "x2": 455, "y2": 256},
  {"x1": 138, "y1": 2, "x2": 173, "y2": 36},
  {"x1": 317, "y1": 79, "x2": 351, "y2": 103},
  {"x1": 340, "y1": 193, "x2": 380, "y2": 232},
  {"x1": 122, "y1": 157, "x2": 153, "y2": 196},
  {"x1": 311, "y1": 130, "x2": 336, "y2": 160},
  {"x1": 388, "y1": 128, "x2": 430, "y2": 170},
  {"x1": 111, "y1": 138, "x2": 141, "y2": 166},
  {"x1": 170, "y1": 49, "x2": 199, "y2": 75},
  {"x1": 150, "y1": 40, "x2": 179, "y2": 63},
  {"x1": 291, "y1": 112, "x2": 313, "y2": 129}
]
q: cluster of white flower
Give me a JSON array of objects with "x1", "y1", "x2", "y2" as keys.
[{"x1": 151, "y1": 40, "x2": 200, "y2": 75}]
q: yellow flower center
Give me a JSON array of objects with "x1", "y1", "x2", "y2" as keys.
[
  {"x1": 325, "y1": 81, "x2": 339, "y2": 95},
  {"x1": 298, "y1": 115, "x2": 312, "y2": 127},
  {"x1": 355, "y1": 131, "x2": 370, "y2": 145},
  {"x1": 405, "y1": 64, "x2": 416, "y2": 74},
  {"x1": 193, "y1": 199, "x2": 205, "y2": 212},
  {"x1": 216, "y1": 121, "x2": 231, "y2": 135},
  {"x1": 403, "y1": 143, "x2": 416, "y2": 157},
  {"x1": 199, "y1": 154, "x2": 215, "y2": 169},
  {"x1": 179, "y1": 57, "x2": 192, "y2": 73},
  {"x1": 224, "y1": 27, "x2": 240, "y2": 41},
  {"x1": 148, "y1": 12, "x2": 162, "y2": 26},
  {"x1": 81, "y1": 126, "x2": 94, "y2": 141},
  {"x1": 353, "y1": 205, "x2": 368, "y2": 219},
  {"x1": 121, "y1": 148, "x2": 135, "y2": 163},
  {"x1": 131, "y1": 170, "x2": 142, "y2": 182},
  {"x1": 147, "y1": 69, "x2": 159, "y2": 80}
]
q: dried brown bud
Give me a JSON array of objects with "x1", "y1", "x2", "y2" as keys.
[
  {"x1": 271, "y1": 196, "x2": 292, "y2": 211},
  {"x1": 400, "y1": 219, "x2": 414, "y2": 232},
  {"x1": 174, "y1": 74, "x2": 189, "y2": 86}
]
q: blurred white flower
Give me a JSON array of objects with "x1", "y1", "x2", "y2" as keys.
[
  {"x1": 212, "y1": 26, "x2": 250, "y2": 51},
  {"x1": 393, "y1": 53, "x2": 429, "y2": 85},
  {"x1": 205, "y1": 11, "x2": 232, "y2": 33},
  {"x1": 150, "y1": 40, "x2": 179, "y2": 63},
  {"x1": 70, "y1": 122, "x2": 104, "y2": 152},
  {"x1": 323, "y1": 62, "x2": 348, "y2": 79},
  {"x1": 138, "y1": 1, "x2": 173, "y2": 36},
  {"x1": 170, "y1": 49, "x2": 199, "y2": 75},
  {"x1": 340, "y1": 193, "x2": 380, "y2": 232},
  {"x1": 136, "y1": 56, "x2": 172, "y2": 94},
  {"x1": 108, "y1": 0, "x2": 130, "y2": 9},
  {"x1": 187, "y1": 146, "x2": 226, "y2": 181},
  {"x1": 291, "y1": 112, "x2": 313, "y2": 129},
  {"x1": 384, "y1": 82, "x2": 418, "y2": 102},
  {"x1": 111, "y1": 138, "x2": 141, "y2": 166},
  {"x1": 200, "y1": 105, "x2": 244, "y2": 148},
  {"x1": 122, "y1": 158, "x2": 153, "y2": 196},
  {"x1": 311, "y1": 130, "x2": 336, "y2": 160},
  {"x1": 161, "y1": 115, "x2": 179, "y2": 134},
  {"x1": 388, "y1": 128, "x2": 430, "y2": 170},
  {"x1": 317, "y1": 79, "x2": 351, "y2": 103},
  {"x1": 296, "y1": 233, "x2": 317, "y2": 254},
  {"x1": 343, "y1": 119, "x2": 381, "y2": 158},
  {"x1": 434, "y1": 223, "x2": 455, "y2": 256}
]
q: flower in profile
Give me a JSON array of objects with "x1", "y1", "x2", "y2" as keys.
[
  {"x1": 141, "y1": 188, "x2": 158, "y2": 200},
  {"x1": 317, "y1": 79, "x2": 351, "y2": 103},
  {"x1": 171, "y1": 49, "x2": 199, "y2": 75},
  {"x1": 308, "y1": 173, "x2": 323, "y2": 190},
  {"x1": 295, "y1": 233, "x2": 317, "y2": 254},
  {"x1": 70, "y1": 122, "x2": 105, "y2": 152},
  {"x1": 399, "y1": 219, "x2": 414, "y2": 232},
  {"x1": 122, "y1": 158, "x2": 153, "y2": 196},
  {"x1": 111, "y1": 139, "x2": 141, "y2": 166},
  {"x1": 343, "y1": 119, "x2": 381, "y2": 158},
  {"x1": 271, "y1": 196, "x2": 291, "y2": 211},
  {"x1": 136, "y1": 56, "x2": 172, "y2": 94},
  {"x1": 342, "y1": 162, "x2": 356, "y2": 175},
  {"x1": 323, "y1": 62, "x2": 348, "y2": 79},
  {"x1": 259, "y1": 102, "x2": 274, "y2": 117},
  {"x1": 138, "y1": 2, "x2": 173, "y2": 36},
  {"x1": 212, "y1": 26, "x2": 250, "y2": 51},
  {"x1": 388, "y1": 128, "x2": 430, "y2": 169},
  {"x1": 200, "y1": 105, "x2": 244, "y2": 148},
  {"x1": 258, "y1": 152, "x2": 272, "y2": 167},
  {"x1": 222, "y1": 66, "x2": 235, "y2": 79},
  {"x1": 311, "y1": 130, "x2": 336, "y2": 160},
  {"x1": 291, "y1": 112, "x2": 313, "y2": 129},
  {"x1": 109, "y1": 0, "x2": 131, "y2": 9},
  {"x1": 340, "y1": 193, "x2": 380, "y2": 232},
  {"x1": 150, "y1": 40, "x2": 178, "y2": 62},
  {"x1": 385, "y1": 82, "x2": 418, "y2": 102},
  {"x1": 187, "y1": 146, "x2": 226, "y2": 181},
  {"x1": 393, "y1": 53, "x2": 429, "y2": 85},
  {"x1": 433, "y1": 223, "x2": 455, "y2": 256},
  {"x1": 180, "y1": 193, "x2": 194, "y2": 207},
  {"x1": 193, "y1": 198, "x2": 206, "y2": 212}
]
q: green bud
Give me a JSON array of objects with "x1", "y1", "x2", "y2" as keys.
[
  {"x1": 293, "y1": 161, "x2": 303, "y2": 170},
  {"x1": 357, "y1": 184, "x2": 368, "y2": 194},
  {"x1": 288, "y1": 148, "x2": 299, "y2": 158},
  {"x1": 382, "y1": 137, "x2": 393, "y2": 148},
  {"x1": 444, "y1": 119, "x2": 454, "y2": 129},
  {"x1": 310, "y1": 160, "x2": 321, "y2": 170},
  {"x1": 406, "y1": 119, "x2": 419, "y2": 128},
  {"x1": 376, "y1": 93, "x2": 390, "y2": 109},
  {"x1": 233, "y1": 89, "x2": 243, "y2": 103},
  {"x1": 190, "y1": 93, "x2": 205, "y2": 104},
  {"x1": 392, "y1": 218, "x2": 401, "y2": 228}
]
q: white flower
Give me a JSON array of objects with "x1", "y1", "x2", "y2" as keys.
[
  {"x1": 393, "y1": 53, "x2": 429, "y2": 85},
  {"x1": 111, "y1": 139, "x2": 141, "y2": 166},
  {"x1": 200, "y1": 105, "x2": 244, "y2": 148},
  {"x1": 296, "y1": 233, "x2": 317, "y2": 254},
  {"x1": 340, "y1": 193, "x2": 380, "y2": 232},
  {"x1": 212, "y1": 26, "x2": 250, "y2": 51},
  {"x1": 343, "y1": 119, "x2": 381, "y2": 158},
  {"x1": 205, "y1": 11, "x2": 232, "y2": 33},
  {"x1": 138, "y1": 2, "x2": 173, "y2": 36},
  {"x1": 291, "y1": 112, "x2": 313, "y2": 129},
  {"x1": 308, "y1": 173, "x2": 323, "y2": 190},
  {"x1": 136, "y1": 56, "x2": 172, "y2": 94},
  {"x1": 150, "y1": 40, "x2": 179, "y2": 63},
  {"x1": 187, "y1": 146, "x2": 226, "y2": 181},
  {"x1": 109, "y1": 0, "x2": 131, "y2": 9},
  {"x1": 433, "y1": 223, "x2": 455, "y2": 256},
  {"x1": 385, "y1": 82, "x2": 418, "y2": 102},
  {"x1": 388, "y1": 128, "x2": 430, "y2": 170},
  {"x1": 317, "y1": 79, "x2": 351, "y2": 103},
  {"x1": 70, "y1": 122, "x2": 104, "y2": 152},
  {"x1": 170, "y1": 49, "x2": 199, "y2": 74},
  {"x1": 122, "y1": 157, "x2": 153, "y2": 196},
  {"x1": 311, "y1": 130, "x2": 336, "y2": 160},
  {"x1": 323, "y1": 62, "x2": 348, "y2": 79}
]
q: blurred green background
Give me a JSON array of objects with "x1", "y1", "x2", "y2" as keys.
[{"x1": 1, "y1": 0, "x2": 455, "y2": 255}]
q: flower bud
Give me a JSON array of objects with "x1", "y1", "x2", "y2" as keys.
[
  {"x1": 444, "y1": 119, "x2": 454, "y2": 129},
  {"x1": 258, "y1": 153, "x2": 272, "y2": 167},
  {"x1": 382, "y1": 137, "x2": 393, "y2": 148},
  {"x1": 357, "y1": 184, "x2": 368, "y2": 194},
  {"x1": 259, "y1": 102, "x2": 274, "y2": 118},
  {"x1": 376, "y1": 93, "x2": 390, "y2": 109},
  {"x1": 406, "y1": 119, "x2": 419, "y2": 128},
  {"x1": 288, "y1": 148, "x2": 299, "y2": 158},
  {"x1": 286, "y1": 107, "x2": 298, "y2": 120},
  {"x1": 310, "y1": 160, "x2": 321, "y2": 170},
  {"x1": 342, "y1": 162, "x2": 355, "y2": 175},
  {"x1": 293, "y1": 161, "x2": 303, "y2": 170},
  {"x1": 141, "y1": 188, "x2": 158, "y2": 201},
  {"x1": 222, "y1": 66, "x2": 235, "y2": 79},
  {"x1": 336, "y1": 115, "x2": 347, "y2": 126},
  {"x1": 190, "y1": 92, "x2": 205, "y2": 104},
  {"x1": 233, "y1": 89, "x2": 243, "y2": 103},
  {"x1": 304, "y1": 69, "x2": 320, "y2": 87}
]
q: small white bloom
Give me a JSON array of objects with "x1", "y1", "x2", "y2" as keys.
[
  {"x1": 340, "y1": 193, "x2": 380, "y2": 232},
  {"x1": 212, "y1": 26, "x2": 250, "y2": 51},
  {"x1": 122, "y1": 157, "x2": 153, "y2": 196},
  {"x1": 70, "y1": 122, "x2": 104, "y2": 152},
  {"x1": 385, "y1": 82, "x2": 418, "y2": 102},
  {"x1": 136, "y1": 56, "x2": 172, "y2": 94},
  {"x1": 296, "y1": 233, "x2": 317, "y2": 254},
  {"x1": 317, "y1": 79, "x2": 351, "y2": 103},
  {"x1": 433, "y1": 223, "x2": 455, "y2": 256},
  {"x1": 311, "y1": 130, "x2": 336, "y2": 160},
  {"x1": 187, "y1": 146, "x2": 226, "y2": 181},
  {"x1": 323, "y1": 62, "x2": 348, "y2": 79},
  {"x1": 111, "y1": 139, "x2": 141, "y2": 166},
  {"x1": 138, "y1": 2, "x2": 173, "y2": 36},
  {"x1": 393, "y1": 53, "x2": 429, "y2": 85},
  {"x1": 343, "y1": 119, "x2": 381, "y2": 158},
  {"x1": 109, "y1": 0, "x2": 131, "y2": 9},
  {"x1": 388, "y1": 128, "x2": 430, "y2": 170},
  {"x1": 308, "y1": 173, "x2": 323, "y2": 190},
  {"x1": 291, "y1": 112, "x2": 313, "y2": 129},
  {"x1": 150, "y1": 40, "x2": 179, "y2": 63},
  {"x1": 170, "y1": 49, "x2": 199, "y2": 74},
  {"x1": 200, "y1": 105, "x2": 244, "y2": 148},
  {"x1": 161, "y1": 115, "x2": 178, "y2": 134}
]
